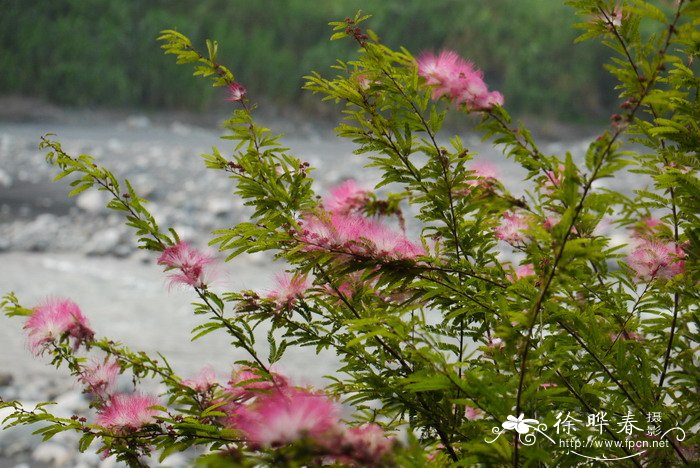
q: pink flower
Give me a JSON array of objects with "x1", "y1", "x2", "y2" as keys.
[
  {"x1": 487, "y1": 337, "x2": 505, "y2": 350},
  {"x1": 417, "y1": 49, "x2": 504, "y2": 111},
  {"x1": 508, "y1": 264, "x2": 535, "y2": 282},
  {"x1": 299, "y1": 212, "x2": 425, "y2": 261},
  {"x1": 469, "y1": 160, "x2": 499, "y2": 185},
  {"x1": 266, "y1": 273, "x2": 310, "y2": 311},
  {"x1": 24, "y1": 298, "x2": 94, "y2": 354},
  {"x1": 628, "y1": 239, "x2": 685, "y2": 280},
  {"x1": 597, "y1": 5, "x2": 624, "y2": 29},
  {"x1": 543, "y1": 216, "x2": 558, "y2": 231},
  {"x1": 539, "y1": 383, "x2": 558, "y2": 389},
  {"x1": 225, "y1": 82, "x2": 247, "y2": 102},
  {"x1": 227, "y1": 366, "x2": 288, "y2": 401},
  {"x1": 631, "y1": 217, "x2": 664, "y2": 239},
  {"x1": 340, "y1": 423, "x2": 395, "y2": 463},
  {"x1": 230, "y1": 387, "x2": 340, "y2": 448},
  {"x1": 495, "y1": 212, "x2": 529, "y2": 245},
  {"x1": 455, "y1": 160, "x2": 500, "y2": 196},
  {"x1": 609, "y1": 331, "x2": 643, "y2": 342},
  {"x1": 79, "y1": 359, "x2": 120, "y2": 398},
  {"x1": 542, "y1": 164, "x2": 565, "y2": 192},
  {"x1": 96, "y1": 394, "x2": 160, "y2": 432},
  {"x1": 464, "y1": 406, "x2": 483, "y2": 421},
  {"x1": 181, "y1": 365, "x2": 218, "y2": 392},
  {"x1": 355, "y1": 73, "x2": 373, "y2": 91},
  {"x1": 157, "y1": 241, "x2": 217, "y2": 288},
  {"x1": 323, "y1": 180, "x2": 369, "y2": 214}
]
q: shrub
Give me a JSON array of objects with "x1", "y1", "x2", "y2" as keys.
[{"x1": 2, "y1": 2, "x2": 698, "y2": 466}]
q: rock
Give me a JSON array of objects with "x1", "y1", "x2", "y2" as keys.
[
  {"x1": 0, "y1": 168, "x2": 12, "y2": 187},
  {"x1": 83, "y1": 228, "x2": 122, "y2": 256},
  {"x1": 170, "y1": 121, "x2": 193, "y2": 136},
  {"x1": 0, "y1": 420, "x2": 43, "y2": 456},
  {"x1": 124, "y1": 115, "x2": 151, "y2": 129},
  {"x1": 32, "y1": 442, "x2": 73, "y2": 466},
  {"x1": 106, "y1": 139, "x2": 124, "y2": 154},
  {"x1": 75, "y1": 191, "x2": 108, "y2": 214},
  {"x1": 75, "y1": 448, "x2": 101, "y2": 467},
  {"x1": 54, "y1": 391, "x2": 87, "y2": 414},
  {"x1": 206, "y1": 197, "x2": 231, "y2": 216},
  {"x1": 0, "y1": 372, "x2": 14, "y2": 387},
  {"x1": 18, "y1": 214, "x2": 58, "y2": 251}
]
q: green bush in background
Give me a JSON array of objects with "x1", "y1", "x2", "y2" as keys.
[{"x1": 0, "y1": 0, "x2": 619, "y2": 119}]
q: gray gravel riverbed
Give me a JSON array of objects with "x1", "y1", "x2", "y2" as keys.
[{"x1": 0, "y1": 109, "x2": 607, "y2": 466}]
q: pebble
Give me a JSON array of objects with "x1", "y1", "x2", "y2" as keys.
[
  {"x1": 0, "y1": 168, "x2": 12, "y2": 187},
  {"x1": 76, "y1": 191, "x2": 109, "y2": 214},
  {"x1": 0, "y1": 372, "x2": 13, "y2": 387},
  {"x1": 32, "y1": 442, "x2": 73, "y2": 466}
]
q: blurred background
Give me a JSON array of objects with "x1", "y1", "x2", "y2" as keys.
[
  {"x1": 0, "y1": 1, "x2": 625, "y2": 466},
  {"x1": 0, "y1": 0, "x2": 618, "y2": 120}
]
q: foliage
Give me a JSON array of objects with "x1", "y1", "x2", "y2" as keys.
[
  {"x1": 2, "y1": 0, "x2": 619, "y2": 119},
  {"x1": 2, "y1": 1, "x2": 699, "y2": 466}
]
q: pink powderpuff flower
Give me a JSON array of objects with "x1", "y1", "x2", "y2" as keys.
[
  {"x1": 340, "y1": 423, "x2": 395, "y2": 464},
  {"x1": 495, "y1": 212, "x2": 529, "y2": 245},
  {"x1": 231, "y1": 387, "x2": 340, "y2": 448},
  {"x1": 79, "y1": 358, "x2": 120, "y2": 398},
  {"x1": 354, "y1": 73, "x2": 374, "y2": 91},
  {"x1": 157, "y1": 241, "x2": 217, "y2": 289},
  {"x1": 487, "y1": 337, "x2": 505, "y2": 350},
  {"x1": 225, "y1": 82, "x2": 247, "y2": 102},
  {"x1": 542, "y1": 164, "x2": 565, "y2": 192},
  {"x1": 597, "y1": 5, "x2": 624, "y2": 29},
  {"x1": 469, "y1": 160, "x2": 499, "y2": 185},
  {"x1": 323, "y1": 180, "x2": 369, "y2": 215},
  {"x1": 609, "y1": 331, "x2": 643, "y2": 342},
  {"x1": 631, "y1": 217, "x2": 664, "y2": 239},
  {"x1": 417, "y1": 49, "x2": 504, "y2": 111},
  {"x1": 266, "y1": 273, "x2": 311, "y2": 311},
  {"x1": 227, "y1": 366, "x2": 288, "y2": 401},
  {"x1": 628, "y1": 239, "x2": 685, "y2": 280},
  {"x1": 181, "y1": 365, "x2": 218, "y2": 393},
  {"x1": 455, "y1": 160, "x2": 500, "y2": 196},
  {"x1": 24, "y1": 298, "x2": 94, "y2": 354},
  {"x1": 464, "y1": 406, "x2": 483, "y2": 421},
  {"x1": 543, "y1": 216, "x2": 558, "y2": 231},
  {"x1": 96, "y1": 394, "x2": 160, "y2": 433},
  {"x1": 508, "y1": 264, "x2": 535, "y2": 282},
  {"x1": 298, "y1": 212, "x2": 425, "y2": 261}
]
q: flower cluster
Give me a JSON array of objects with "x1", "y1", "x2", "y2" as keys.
[
  {"x1": 417, "y1": 49, "x2": 504, "y2": 110},
  {"x1": 495, "y1": 212, "x2": 530, "y2": 245},
  {"x1": 508, "y1": 263, "x2": 535, "y2": 282},
  {"x1": 157, "y1": 241, "x2": 218, "y2": 288},
  {"x1": 23, "y1": 297, "x2": 161, "y2": 437},
  {"x1": 266, "y1": 273, "x2": 311, "y2": 311},
  {"x1": 628, "y1": 239, "x2": 685, "y2": 280},
  {"x1": 181, "y1": 365, "x2": 218, "y2": 393},
  {"x1": 225, "y1": 82, "x2": 247, "y2": 102},
  {"x1": 323, "y1": 179, "x2": 369, "y2": 214},
  {"x1": 299, "y1": 211, "x2": 424, "y2": 262},
  {"x1": 79, "y1": 358, "x2": 120, "y2": 398},
  {"x1": 95, "y1": 393, "x2": 160, "y2": 433},
  {"x1": 219, "y1": 368, "x2": 396, "y2": 463},
  {"x1": 24, "y1": 298, "x2": 94, "y2": 354}
]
